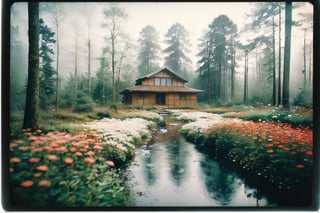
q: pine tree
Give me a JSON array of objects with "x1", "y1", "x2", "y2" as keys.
[
  {"x1": 137, "y1": 25, "x2": 161, "y2": 76},
  {"x1": 163, "y1": 23, "x2": 191, "y2": 77},
  {"x1": 39, "y1": 18, "x2": 56, "y2": 110}
]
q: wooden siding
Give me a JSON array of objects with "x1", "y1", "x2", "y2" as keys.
[
  {"x1": 130, "y1": 92, "x2": 197, "y2": 106},
  {"x1": 141, "y1": 71, "x2": 184, "y2": 87}
]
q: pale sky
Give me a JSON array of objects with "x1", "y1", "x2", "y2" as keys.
[{"x1": 11, "y1": 1, "x2": 313, "y2": 90}]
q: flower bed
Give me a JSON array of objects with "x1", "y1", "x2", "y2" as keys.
[
  {"x1": 178, "y1": 112, "x2": 313, "y2": 205},
  {"x1": 9, "y1": 118, "x2": 155, "y2": 208},
  {"x1": 83, "y1": 117, "x2": 155, "y2": 166}
]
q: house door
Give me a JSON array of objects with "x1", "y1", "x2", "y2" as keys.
[{"x1": 156, "y1": 93, "x2": 166, "y2": 105}]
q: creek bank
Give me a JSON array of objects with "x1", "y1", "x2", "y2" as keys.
[
  {"x1": 82, "y1": 117, "x2": 157, "y2": 167},
  {"x1": 126, "y1": 113, "x2": 274, "y2": 207},
  {"x1": 171, "y1": 110, "x2": 313, "y2": 206}
]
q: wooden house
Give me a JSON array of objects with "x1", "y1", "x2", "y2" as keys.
[{"x1": 119, "y1": 67, "x2": 203, "y2": 107}]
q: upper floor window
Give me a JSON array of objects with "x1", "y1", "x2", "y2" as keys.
[{"x1": 154, "y1": 78, "x2": 172, "y2": 86}]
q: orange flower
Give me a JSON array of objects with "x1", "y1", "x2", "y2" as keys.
[
  {"x1": 21, "y1": 180, "x2": 34, "y2": 187},
  {"x1": 283, "y1": 147, "x2": 290, "y2": 151},
  {"x1": 29, "y1": 157, "x2": 40, "y2": 163},
  {"x1": 36, "y1": 165, "x2": 49, "y2": 172},
  {"x1": 34, "y1": 172, "x2": 42, "y2": 177},
  {"x1": 106, "y1": 160, "x2": 115, "y2": 167},
  {"x1": 83, "y1": 157, "x2": 95, "y2": 166},
  {"x1": 265, "y1": 143, "x2": 273, "y2": 147},
  {"x1": 296, "y1": 164, "x2": 305, "y2": 169},
  {"x1": 75, "y1": 152, "x2": 83, "y2": 157},
  {"x1": 22, "y1": 128, "x2": 32, "y2": 133},
  {"x1": 35, "y1": 129, "x2": 42, "y2": 134},
  {"x1": 291, "y1": 151, "x2": 297, "y2": 155},
  {"x1": 93, "y1": 145, "x2": 103, "y2": 151},
  {"x1": 86, "y1": 151, "x2": 95, "y2": 157},
  {"x1": 266, "y1": 149, "x2": 274, "y2": 153},
  {"x1": 10, "y1": 157, "x2": 21, "y2": 163},
  {"x1": 9, "y1": 168, "x2": 14, "y2": 173},
  {"x1": 46, "y1": 154, "x2": 58, "y2": 161},
  {"x1": 19, "y1": 146, "x2": 30, "y2": 151},
  {"x1": 69, "y1": 147, "x2": 77, "y2": 153},
  {"x1": 31, "y1": 147, "x2": 43, "y2": 153},
  {"x1": 38, "y1": 180, "x2": 51, "y2": 187},
  {"x1": 64, "y1": 157, "x2": 74, "y2": 165},
  {"x1": 306, "y1": 151, "x2": 313, "y2": 156}
]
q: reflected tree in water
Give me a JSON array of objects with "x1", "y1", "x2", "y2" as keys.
[
  {"x1": 141, "y1": 145, "x2": 157, "y2": 186},
  {"x1": 166, "y1": 139, "x2": 189, "y2": 186},
  {"x1": 200, "y1": 157, "x2": 237, "y2": 205}
]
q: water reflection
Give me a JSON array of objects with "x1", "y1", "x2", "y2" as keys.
[
  {"x1": 166, "y1": 139, "x2": 188, "y2": 186},
  {"x1": 200, "y1": 157, "x2": 236, "y2": 205},
  {"x1": 141, "y1": 145, "x2": 157, "y2": 186},
  {"x1": 127, "y1": 116, "x2": 274, "y2": 206}
]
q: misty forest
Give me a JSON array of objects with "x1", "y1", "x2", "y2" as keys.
[{"x1": 7, "y1": 2, "x2": 314, "y2": 209}]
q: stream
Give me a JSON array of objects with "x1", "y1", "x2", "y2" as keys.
[{"x1": 126, "y1": 114, "x2": 276, "y2": 207}]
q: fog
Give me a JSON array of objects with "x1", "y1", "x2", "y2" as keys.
[{"x1": 10, "y1": 2, "x2": 313, "y2": 103}]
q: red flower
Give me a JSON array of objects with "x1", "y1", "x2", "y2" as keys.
[
  {"x1": 306, "y1": 151, "x2": 313, "y2": 156},
  {"x1": 296, "y1": 164, "x2": 305, "y2": 169}
]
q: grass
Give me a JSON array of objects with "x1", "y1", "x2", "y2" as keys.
[{"x1": 223, "y1": 106, "x2": 313, "y2": 129}]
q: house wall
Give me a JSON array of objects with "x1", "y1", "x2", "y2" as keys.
[
  {"x1": 130, "y1": 92, "x2": 197, "y2": 106},
  {"x1": 141, "y1": 71, "x2": 184, "y2": 87}
]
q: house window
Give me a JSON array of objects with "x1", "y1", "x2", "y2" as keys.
[
  {"x1": 180, "y1": 93, "x2": 187, "y2": 100},
  {"x1": 167, "y1": 78, "x2": 172, "y2": 86},
  {"x1": 154, "y1": 77, "x2": 172, "y2": 86},
  {"x1": 155, "y1": 78, "x2": 161, "y2": 86},
  {"x1": 137, "y1": 93, "x2": 144, "y2": 99},
  {"x1": 161, "y1": 78, "x2": 166, "y2": 86}
]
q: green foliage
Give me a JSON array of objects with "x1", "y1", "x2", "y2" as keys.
[
  {"x1": 180, "y1": 120, "x2": 313, "y2": 204},
  {"x1": 137, "y1": 25, "x2": 161, "y2": 76},
  {"x1": 39, "y1": 18, "x2": 56, "y2": 110},
  {"x1": 9, "y1": 131, "x2": 131, "y2": 208},
  {"x1": 228, "y1": 107, "x2": 313, "y2": 129},
  {"x1": 164, "y1": 23, "x2": 191, "y2": 78},
  {"x1": 293, "y1": 86, "x2": 312, "y2": 108},
  {"x1": 74, "y1": 92, "x2": 95, "y2": 113}
]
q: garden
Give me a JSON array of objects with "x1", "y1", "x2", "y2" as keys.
[
  {"x1": 8, "y1": 108, "x2": 159, "y2": 208},
  {"x1": 176, "y1": 107, "x2": 313, "y2": 205},
  {"x1": 7, "y1": 106, "x2": 314, "y2": 207}
]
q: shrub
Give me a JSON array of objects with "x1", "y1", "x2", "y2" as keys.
[{"x1": 74, "y1": 92, "x2": 95, "y2": 113}]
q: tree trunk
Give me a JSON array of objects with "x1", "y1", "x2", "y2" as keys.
[
  {"x1": 207, "y1": 41, "x2": 211, "y2": 103},
  {"x1": 278, "y1": 2, "x2": 282, "y2": 106},
  {"x1": 74, "y1": 33, "x2": 78, "y2": 102},
  {"x1": 55, "y1": 25, "x2": 59, "y2": 111},
  {"x1": 88, "y1": 37, "x2": 91, "y2": 95},
  {"x1": 303, "y1": 28, "x2": 307, "y2": 87},
  {"x1": 23, "y1": 2, "x2": 39, "y2": 130},
  {"x1": 282, "y1": 2, "x2": 292, "y2": 108},
  {"x1": 243, "y1": 50, "x2": 248, "y2": 105},
  {"x1": 272, "y1": 15, "x2": 276, "y2": 106}
]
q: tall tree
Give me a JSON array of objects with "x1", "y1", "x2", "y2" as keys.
[
  {"x1": 278, "y1": 2, "x2": 282, "y2": 106},
  {"x1": 282, "y1": 2, "x2": 292, "y2": 108},
  {"x1": 23, "y1": 2, "x2": 39, "y2": 130},
  {"x1": 251, "y1": 2, "x2": 279, "y2": 106},
  {"x1": 209, "y1": 15, "x2": 236, "y2": 103},
  {"x1": 39, "y1": 18, "x2": 56, "y2": 110},
  {"x1": 52, "y1": 6, "x2": 66, "y2": 111},
  {"x1": 73, "y1": 25, "x2": 80, "y2": 102},
  {"x1": 137, "y1": 25, "x2": 161, "y2": 76},
  {"x1": 102, "y1": 4, "x2": 128, "y2": 104},
  {"x1": 243, "y1": 50, "x2": 249, "y2": 105},
  {"x1": 164, "y1": 23, "x2": 192, "y2": 77},
  {"x1": 86, "y1": 16, "x2": 92, "y2": 95}
]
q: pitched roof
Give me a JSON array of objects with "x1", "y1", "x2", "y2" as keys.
[
  {"x1": 119, "y1": 85, "x2": 203, "y2": 94},
  {"x1": 135, "y1": 67, "x2": 188, "y2": 85}
]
